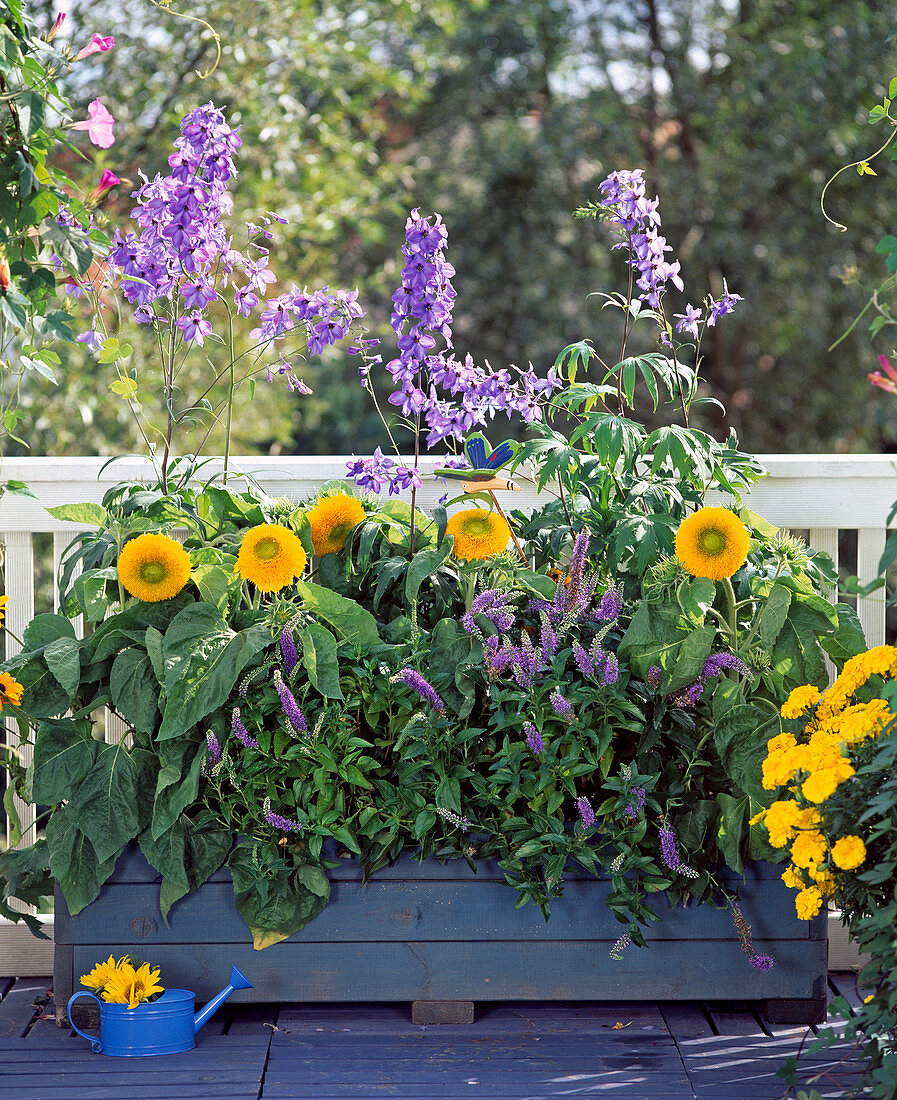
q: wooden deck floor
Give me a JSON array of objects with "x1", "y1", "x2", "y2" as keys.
[{"x1": 0, "y1": 974, "x2": 869, "y2": 1099}]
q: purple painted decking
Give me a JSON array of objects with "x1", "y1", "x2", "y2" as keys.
[{"x1": 0, "y1": 973, "x2": 869, "y2": 1099}]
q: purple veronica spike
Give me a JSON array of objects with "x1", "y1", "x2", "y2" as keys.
[
  {"x1": 273, "y1": 669, "x2": 307, "y2": 733},
  {"x1": 264, "y1": 809, "x2": 302, "y2": 834},
  {"x1": 205, "y1": 730, "x2": 221, "y2": 766},
  {"x1": 576, "y1": 796, "x2": 595, "y2": 828},
  {"x1": 572, "y1": 643, "x2": 594, "y2": 678},
  {"x1": 647, "y1": 665, "x2": 662, "y2": 689},
  {"x1": 279, "y1": 626, "x2": 299, "y2": 675},
  {"x1": 523, "y1": 721, "x2": 544, "y2": 755},
  {"x1": 231, "y1": 708, "x2": 258, "y2": 750},
  {"x1": 626, "y1": 787, "x2": 646, "y2": 819},
  {"x1": 595, "y1": 586, "x2": 623, "y2": 623},
  {"x1": 391, "y1": 668, "x2": 446, "y2": 717},
  {"x1": 550, "y1": 689, "x2": 573, "y2": 720},
  {"x1": 610, "y1": 930, "x2": 632, "y2": 960},
  {"x1": 731, "y1": 901, "x2": 775, "y2": 971},
  {"x1": 702, "y1": 652, "x2": 750, "y2": 680},
  {"x1": 659, "y1": 822, "x2": 698, "y2": 878}
]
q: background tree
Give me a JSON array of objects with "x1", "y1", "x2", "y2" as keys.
[{"x1": 15, "y1": 0, "x2": 897, "y2": 459}]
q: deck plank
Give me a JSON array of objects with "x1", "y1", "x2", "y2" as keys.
[{"x1": 0, "y1": 975, "x2": 875, "y2": 1100}]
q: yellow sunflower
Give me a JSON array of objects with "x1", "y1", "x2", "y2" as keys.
[
  {"x1": 306, "y1": 492, "x2": 366, "y2": 556},
  {"x1": 446, "y1": 508, "x2": 511, "y2": 562},
  {"x1": 674, "y1": 506, "x2": 750, "y2": 580},
  {"x1": 118, "y1": 533, "x2": 192, "y2": 602},
  {"x1": 0, "y1": 594, "x2": 7, "y2": 629},
  {"x1": 101, "y1": 960, "x2": 164, "y2": 1009},
  {"x1": 79, "y1": 954, "x2": 130, "y2": 995},
  {"x1": 236, "y1": 524, "x2": 307, "y2": 592},
  {"x1": 0, "y1": 671, "x2": 24, "y2": 711}
]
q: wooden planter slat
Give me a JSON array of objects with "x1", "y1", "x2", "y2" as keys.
[{"x1": 54, "y1": 844, "x2": 827, "y2": 1026}]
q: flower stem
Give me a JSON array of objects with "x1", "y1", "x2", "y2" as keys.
[{"x1": 721, "y1": 575, "x2": 738, "y2": 645}]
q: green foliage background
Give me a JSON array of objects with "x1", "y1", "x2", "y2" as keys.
[{"x1": 17, "y1": 0, "x2": 897, "y2": 459}]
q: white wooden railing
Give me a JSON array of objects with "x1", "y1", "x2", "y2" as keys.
[{"x1": 1, "y1": 452, "x2": 895, "y2": 971}]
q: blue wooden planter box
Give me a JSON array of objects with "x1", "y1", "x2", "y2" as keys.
[{"x1": 54, "y1": 844, "x2": 827, "y2": 1025}]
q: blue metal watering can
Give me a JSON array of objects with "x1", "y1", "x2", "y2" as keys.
[{"x1": 67, "y1": 965, "x2": 254, "y2": 1057}]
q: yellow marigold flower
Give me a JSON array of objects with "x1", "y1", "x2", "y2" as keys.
[
  {"x1": 762, "y1": 733, "x2": 807, "y2": 789},
  {"x1": 79, "y1": 954, "x2": 129, "y2": 995},
  {"x1": 674, "y1": 506, "x2": 750, "y2": 580},
  {"x1": 781, "y1": 865, "x2": 805, "y2": 890},
  {"x1": 790, "y1": 829, "x2": 827, "y2": 870},
  {"x1": 830, "y1": 835, "x2": 866, "y2": 871},
  {"x1": 236, "y1": 524, "x2": 307, "y2": 592},
  {"x1": 101, "y1": 960, "x2": 164, "y2": 1009},
  {"x1": 446, "y1": 507, "x2": 511, "y2": 562},
  {"x1": 0, "y1": 593, "x2": 7, "y2": 629},
  {"x1": 306, "y1": 492, "x2": 366, "y2": 556},
  {"x1": 810, "y1": 868, "x2": 836, "y2": 895},
  {"x1": 780, "y1": 684, "x2": 821, "y2": 720},
  {"x1": 801, "y1": 766, "x2": 851, "y2": 804},
  {"x1": 794, "y1": 885, "x2": 823, "y2": 921},
  {"x1": 0, "y1": 671, "x2": 24, "y2": 710},
  {"x1": 764, "y1": 799, "x2": 802, "y2": 848},
  {"x1": 817, "y1": 645, "x2": 897, "y2": 719},
  {"x1": 118, "y1": 533, "x2": 191, "y2": 602}
]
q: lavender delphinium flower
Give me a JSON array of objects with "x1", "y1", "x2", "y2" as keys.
[
  {"x1": 273, "y1": 669, "x2": 307, "y2": 733},
  {"x1": 658, "y1": 821, "x2": 699, "y2": 878},
  {"x1": 391, "y1": 668, "x2": 447, "y2": 717},
  {"x1": 231, "y1": 708, "x2": 258, "y2": 750},
  {"x1": 549, "y1": 689, "x2": 573, "y2": 720},
  {"x1": 523, "y1": 721, "x2": 544, "y2": 755}
]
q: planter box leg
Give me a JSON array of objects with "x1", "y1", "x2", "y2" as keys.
[
  {"x1": 53, "y1": 944, "x2": 73, "y2": 1029},
  {"x1": 764, "y1": 996, "x2": 827, "y2": 1025},
  {"x1": 412, "y1": 1000, "x2": 474, "y2": 1025}
]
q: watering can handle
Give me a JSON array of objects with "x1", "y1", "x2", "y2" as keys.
[{"x1": 67, "y1": 991, "x2": 104, "y2": 1053}]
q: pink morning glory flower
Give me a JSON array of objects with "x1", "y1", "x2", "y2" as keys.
[
  {"x1": 73, "y1": 34, "x2": 115, "y2": 61},
  {"x1": 71, "y1": 99, "x2": 116, "y2": 148}
]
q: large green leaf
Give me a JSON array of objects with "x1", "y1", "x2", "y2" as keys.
[
  {"x1": 20, "y1": 613, "x2": 76, "y2": 657},
  {"x1": 404, "y1": 542, "x2": 454, "y2": 607},
  {"x1": 716, "y1": 792, "x2": 749, "y2": 874},
  {"x1": 618, "y1": 601, "x2": 715, "y2": 691},
  {"x1": 294, "y1": 580, "x2": 382, "y2": 648},
  {"x1": 299, "y1": 623, "x2": 343, "y2": 700},
  {"x1": 45, "y1": 502, "x2": 108, "y2": 527},
  {"x1": 229, "y1": 844, "x2": 330, "y2": 949},
  {"x1": 66, "y1": 741, "x2": 141, "y2": 863},
  {"x1": 110, "y1": 648, "x2": 160, "y2": 734},
  {"x1": 139, "y1": 820, "x2": 189, "y2": 921},
  {"x1": 821, "y1": 604, "x2": 867, "y2": 664},
  {"x1": 712, "y1": 703, "x2": 778, "y2": 799},
  {"x1": 151, "y1": 740, "x2": 206, "y2": 839},
  {"x1": 30, "y1": 718, "x2": 98, "y2": 805},
  {"x1": 758, "y1": 583, "x2": 792, "y2": 648},
  {"x1": 41, "y1": 636, "x2": 80, "y2": 695},
  {"x1": 159, "y1": 604, "x2": 271, "y2": 740},
  {"x1": 46, "y1": 808, "x2": 118, "y2": 915},
  {"x1": 771, "y1": 607, "x2": 828, "y2": 692}
]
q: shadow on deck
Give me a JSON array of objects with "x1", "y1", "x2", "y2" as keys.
[{"x1": 0, "y1": 972, "x2": 869, "y2": 1099}]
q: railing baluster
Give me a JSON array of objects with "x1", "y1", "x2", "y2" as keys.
[
  {"x1": 2, "y1": 532, "x2": 35, "y2": 912},
  {"x1": 857, "y1": 527, "x2": 887, "y2": 649},
  {"x1": 809, "y1": 527, "x2": 839, "y2": 682}
]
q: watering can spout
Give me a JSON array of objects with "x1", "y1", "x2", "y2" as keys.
[{"x1": 194, "y1": 966, "x2": 254, "y2": 1033}]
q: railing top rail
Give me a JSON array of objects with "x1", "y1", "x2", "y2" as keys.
[{"x1": 0, "y1": 453, "x2": 895, "y2": 531}]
